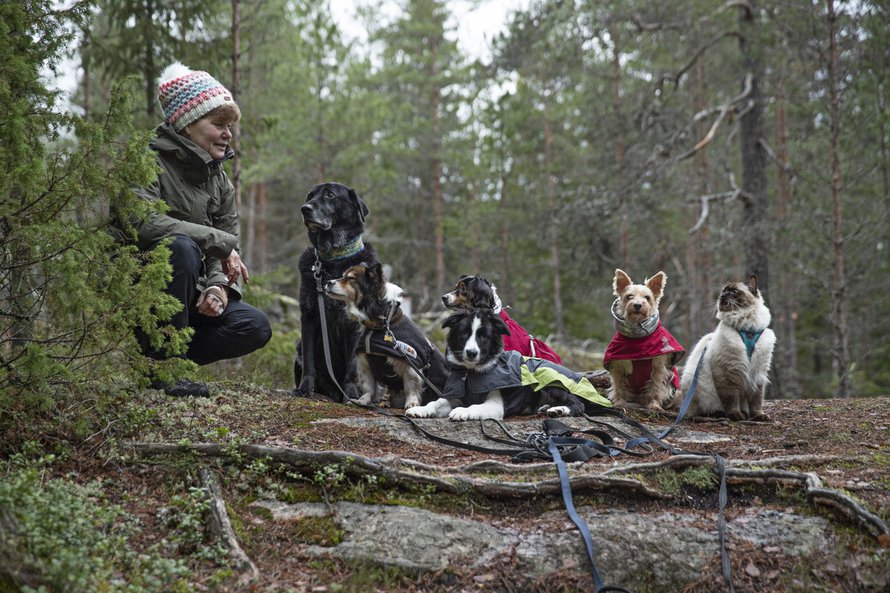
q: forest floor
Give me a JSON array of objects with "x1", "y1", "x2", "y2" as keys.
[{"x1": 38, "y1": 387, "x2": 890, "y2": 592}]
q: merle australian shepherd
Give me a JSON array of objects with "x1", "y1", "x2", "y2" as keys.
[
  {"x1": 294, "y1": 182, "x2": 378, "y2": 401},
  {"x1": 442, "y1": 275, "x2": 563, "y2": 364},
  {"x1": 406, "y1": 309, "x2": 603, "y2": 421},
  {"x1": 324, "y1": 262, "x2": 448, "y2": 409}
]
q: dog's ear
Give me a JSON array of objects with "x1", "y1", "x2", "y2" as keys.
[
  {"x1": 746, "y1": 275, "x2": 759, "y2": 295},
  {"x1": 442, "y1": 311, "x2": 465, "y2": 330},
  {"x1": 490, "y1": 312, "x2": 511, "y2": 336},
  {"x1": 366, "y1": 261, "x2": 384, "y2": 283},
  {"x1": 613, "y1": 269, "x2": 632, "y2": 296},
  {"x1": 348, "y1": 188, "x2": 370, "y2": 223},
  {"x1": 645, "y1": 272, "x2": 667, "y2": 302}
]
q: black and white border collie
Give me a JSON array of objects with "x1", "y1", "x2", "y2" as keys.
[
  {"x1": 407, "y1": 309, "x2": 600, "y2": 421},
  {"x1": 441, "y1": 275, "x2": 563, "y2": 364},
  {"x1": 325, "y1": 262, "x2": 448, "y2": 408}
]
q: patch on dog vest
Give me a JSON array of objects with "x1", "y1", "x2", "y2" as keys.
[{"x1": 393, "y1": 339, "x2": 417, "y2": 359}]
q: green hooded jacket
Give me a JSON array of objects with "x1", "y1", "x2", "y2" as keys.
[{"x1": 132, "y1": 123, "x2": 241, "y2": 296}]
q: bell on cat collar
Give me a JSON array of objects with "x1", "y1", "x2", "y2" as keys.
[{"x1": 612, "y1": 298, "x2": 660, "y2": 338}]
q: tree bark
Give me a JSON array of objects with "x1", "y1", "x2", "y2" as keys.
[
  {"x1": 231, "y1": 0, "x2": 242, "y2": 222},
  {"x1": 687, "y1": 54, "x2": 712, "y2": 343},
  {"x1": 610, "y1": 25, "x2": 629, "y2": 270},
  {"x1": 543, "y1": 101, "x2": 565, "y2": 337},
  {"x1": 737, "y1": 0, "x2": 770, "y2": 294},
  {"x1": 431, "y1": 45, "x2": 445, "y2": 295},
  {"x1": 774, "y1": 58, "x2": 800, "y2": 399},
  {"x1": 142, "y1": 0, "x2": 155, "y2": 117},
  {"x1": 827, "y1": 0, "x2": 851, "y2": 398}
]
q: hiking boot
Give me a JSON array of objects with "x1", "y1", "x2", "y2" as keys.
[{"x1": 150, "y1": 379, "x2": 210, "y2": 398}]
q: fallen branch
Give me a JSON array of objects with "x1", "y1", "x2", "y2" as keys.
[
  {"x1": 198, "y1": 468, "x2": 259, "y2": 585},
  {"x1": 126, "y1": 442, "x2": 670, "y2": 500},
  {"x1": 605, "y1": 456, "x2": 889, "y2": 538},
  {"x1": 128, "y1": 442, "x2": 888, "y2": 539}
]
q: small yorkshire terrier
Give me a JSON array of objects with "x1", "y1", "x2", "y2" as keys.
[{"x1": 603, "y1": 269, "x2": 685, "y2": 411}]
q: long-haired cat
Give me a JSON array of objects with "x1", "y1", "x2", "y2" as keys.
[{"x1": 681, "y1": 275, "x2": 776, "y2": 421}]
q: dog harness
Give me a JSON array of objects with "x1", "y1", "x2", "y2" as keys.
[
  {"x1": 443, "y1": 350, "x2": 611, "y2": 416},
  {"x1": 738, "y1": 328, "x2": 764, "y2": 359},
  {"x1": 360, "y1": 302, "x2": 448, "y2": 397},
  {"x1": 603, "y1": 322, "x2": 685, "y2": 393}
]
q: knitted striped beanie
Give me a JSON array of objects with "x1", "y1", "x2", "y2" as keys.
[{"x1": 157, "y1": 62, "x2": 238, "y2": 131}]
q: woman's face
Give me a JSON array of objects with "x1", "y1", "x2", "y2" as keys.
[{"x1": 184, "y1": 115, "x2": 233, "y2": 160}]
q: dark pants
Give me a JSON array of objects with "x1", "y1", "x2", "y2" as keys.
[{"x1": 140, "y1": 235, "x2": 272, "y2": 365}]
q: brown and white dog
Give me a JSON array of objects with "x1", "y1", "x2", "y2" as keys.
[
  {"x1": 324, "y1": 262, "x2": 448, "y2": 409},
  {"x1": 602, "y1": 269, "x2": 685, "y2": 411},
  {"x1": 442, "y1": 274, "x2": 563, "y2": 364}
]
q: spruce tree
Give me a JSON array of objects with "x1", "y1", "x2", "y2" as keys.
[{"x1": 0, "y1": 0, "x2": 190, "y2": 443}]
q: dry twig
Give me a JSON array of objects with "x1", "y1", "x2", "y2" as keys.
[{"x1": 198, "y1": 467, "x2": 260, "y2": 585}]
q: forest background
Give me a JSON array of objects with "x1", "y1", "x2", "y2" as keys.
[{"x1": 3, "y1": 0, "x2": 890, "y2": 442}]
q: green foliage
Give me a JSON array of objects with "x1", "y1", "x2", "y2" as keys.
[
  {"x1": 0, "y1": 455, "x2": 193, "y2": 592},
  {"x1": 0, "y1": 2, "x2": 194, "y2": 448}
]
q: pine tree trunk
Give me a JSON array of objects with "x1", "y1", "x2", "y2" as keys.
[
  {"x1": 687, "y1": 55, "x2": 712, "y2": 343},
  {"x1": 142, "y1": 0, "x2": 156, "y2": 117},
  {"x1": 738, "y1": 0, "x2": 770, "y2": 294},
  {"x1": 231, "y1": 0, "x2": 242, "y2": 224},
  {"x1": 244, "y1": 183, "x2": 256, "y2": 267},
  {"x1": 431, "y1": 57, "x2": 445, "y2": 295},
  {"x1": 257, "y1": 182, "x2": 268, "y2": 274},
  {"x1": 610, "y1": 26, "x2": 629, "y2": 270},
  {"x1": 499, "y1": 172, "x2": 513, "y2": 303},
  {"x1": 774, "y1": 59, "x2": 800, "y2": 399},
  {"x1": 827, "y1": 0, "x2": 851, "y2": 398},
  {"x1": 543, "y1": 102, "x2": 564, "y2": 337}
]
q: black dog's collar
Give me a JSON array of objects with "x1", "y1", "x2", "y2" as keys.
[
  {"x1": 611, "y1": 298, "x2": 660, "y2": 338},
  {"x1": 315, "y1": 235, "x2": 365, "y2": 262}
]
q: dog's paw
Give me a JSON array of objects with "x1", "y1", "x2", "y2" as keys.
[
  {"x1": 726, "y1": 410, "x2": 746, "y2": 421},
  {"x1": 387, "y1": 390, "x2": 407, "y2": 409},
  {"x1": 353, "y1": 393, "x2": 374, "y2": 405},
  {"x1": 449, "y1": 405, "x2": 502, "y2": 422},
  {"x1": 540, "y1": 405, "x2": 572, "y2": 417},
  {"x1": 403, "y1": 394, "x2": 421, "y2": 409},
  {"x1": 297, "y1": 376, "x2": 315, "y2": 395},
  {"x1": 448, "y1": 406, "x2": 475, "y2": 422},
  {"x1": 343, "y1": 382, "x2": 359, "y2": 401},
  {"x1": 750, "y1": 413, "x2": 771, "y2": 422}
]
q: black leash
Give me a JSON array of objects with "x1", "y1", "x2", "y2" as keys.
[{"x1": 312, "y1": 255, "x2": 351, "y2": 402}]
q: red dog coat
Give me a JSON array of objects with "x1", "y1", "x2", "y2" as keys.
[
  {"x1": 603, "y1": 324, "x2": 684, "y2": 393},
  {"x1": 500, "y1": 310, "x2": 563, "y2": 365}
]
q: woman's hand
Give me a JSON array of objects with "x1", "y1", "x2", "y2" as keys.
[
  {"x1": 197, "y1": 285, "x2": 228, "y2": 317},
  {"x1": 222, "y1": 250, "x2": 250, "y2": 285}
]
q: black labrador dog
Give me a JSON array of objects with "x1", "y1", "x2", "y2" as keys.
[{"x1": 293, "y1": 182, "x2": 378, "y2": 401}]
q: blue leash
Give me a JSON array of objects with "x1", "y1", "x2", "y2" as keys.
[
  {"x1": 547, "y1": 346, "x2": 735, "y2": 593},
  {"x1": 548, "y1": 438, "x2": 631, "y2": 593}
]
